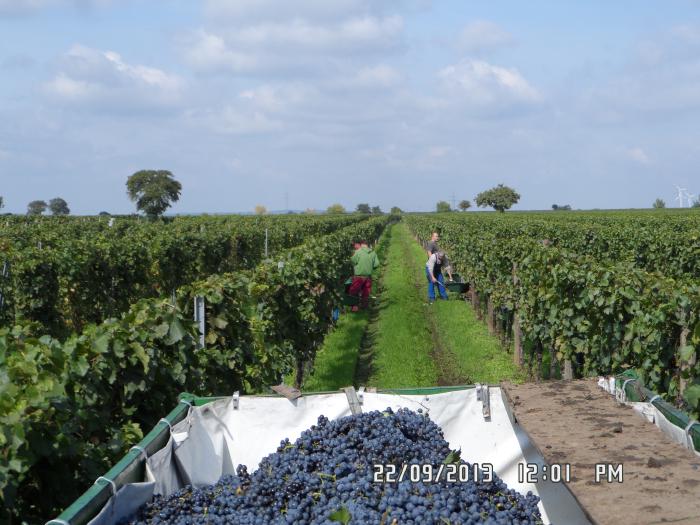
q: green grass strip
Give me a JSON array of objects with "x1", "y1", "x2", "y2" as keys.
[
  {"x1": 367, "y1": 223, "x2": 438, "y2": 388},
  {"x1": 303, "y1": 311, "x2": 369, "y2": 392},
  {"x1": 431, "y1": 300, "x2": 525, "y2": 383}
]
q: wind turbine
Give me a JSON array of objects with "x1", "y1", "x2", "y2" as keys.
[
  {"x1": 685, "y1": 190, "x2": 697, "y2": 208},
  {"x1": 675, "y1": 185, "x2": 687, "y2": 208}
]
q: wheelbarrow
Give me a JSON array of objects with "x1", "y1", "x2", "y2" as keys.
[{"x1": 443, "y1": 272, "x2": 469, "y2": 294}]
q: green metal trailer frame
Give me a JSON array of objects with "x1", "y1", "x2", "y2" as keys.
[{"x1": 614, "y1": 371, "x2": 700, "y2": 451}]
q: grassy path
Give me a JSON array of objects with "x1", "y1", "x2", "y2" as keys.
[
  {"x1": 367, "y1": 222, "x2": 523, "y2": 387},
  {"x1": 302, "y1": 221, "x2": 523, "y2": 391},
  {"x1": 431, "y1": 293, "x2": 524, "y2": 384},
  {"x1": 364, "y1": 224, "x2": 439, "y2": 388},
  {"x1": 301, "y1": 226, "x2": 391, "y2": 392}
]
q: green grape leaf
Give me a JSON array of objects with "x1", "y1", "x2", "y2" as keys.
[{"x1": 329, "y1": 507, "x2": 351, "y2": 525}]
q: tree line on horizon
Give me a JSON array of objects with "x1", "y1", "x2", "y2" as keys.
[{"x1": 4, "y1": 174, "x2": 699, "y2": 217}]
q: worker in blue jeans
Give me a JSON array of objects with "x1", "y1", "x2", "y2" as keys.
[{"x1": 426, "y1": 251, "x2": 453, "y2": 303}]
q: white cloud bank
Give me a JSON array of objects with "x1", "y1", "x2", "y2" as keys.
[
  {"x1": 439, "y1": 59, "x2": 540, "y2": 107},
  {"x1": 44, "y1": 45, "x2": 183, "y2": 110},
  {"x1": 183, "y1": 16, "x2": 404, "y2": 75}
]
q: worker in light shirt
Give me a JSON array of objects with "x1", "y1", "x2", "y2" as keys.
[{"x1": 426, "y1": 251, "x2": 453, "y2": 303}]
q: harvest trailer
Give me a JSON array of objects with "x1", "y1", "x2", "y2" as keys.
[{"x1": 47, "y1": 379, "x2": 700, "y2": 525}]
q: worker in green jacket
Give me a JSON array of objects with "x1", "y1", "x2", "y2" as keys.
[{"x1": 349, "y1": 240, "x2": 379, "y2": 310}]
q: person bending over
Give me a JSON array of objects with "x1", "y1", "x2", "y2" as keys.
[{"x1": 426, "y1": 250, "x2": 452, "y2": 303}]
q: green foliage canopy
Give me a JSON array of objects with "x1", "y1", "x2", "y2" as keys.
[
  {"x1": 326, "y1": 203, "x2": 346, "y2": 214},
  {"x1": 126, "y1": 170, "x2": 182, "y2": 218},
  {"x1": 27, "y1": 200, "x2": 47, "y2": 216},
  {"x1": 49, "y1": 197, "x2": 70, "y2": 216},
  {"x1": 436, "y1": 201, "x2": 451, "y2": 213},
  {"x1": 475, "y1": 184, "x2": 520, "y2": 212}
]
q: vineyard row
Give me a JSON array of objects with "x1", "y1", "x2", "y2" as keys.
[
  {"x1": 404, "y1": 214, "x2": 700, "y2": 419},
  {"x1": 0, "y1": 216, "x2": 391, "y2": 523},
  {"x1": 0, "y1": 214, "x2": 366, "y2": 337}
]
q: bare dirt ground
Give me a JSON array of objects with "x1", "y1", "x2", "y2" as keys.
[{"x1": 502, "y1": 379, "x2": 700, "y2": 525}]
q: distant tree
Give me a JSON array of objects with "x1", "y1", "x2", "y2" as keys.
[
  {"x1": 371, "y1": 205, "x2": 382, "y2": 215},
  {"x1": 552, "y1": 204, "x2": 571, "y2": 211},
  {"x1": 254, "y1": 205, "x2": 268, "y2": 215},
  {"x1": 475, "y1": 184, "x2": 520, "y2": 213},
  {"x1": 692, "y1": 200, "x2": 700, "y2": 208},
  {"x1": 436, "y1": 201, "x2": 452, "y2": 213},
  {"x1": 326, "y1": 203, "x2": 346, "y2": 214},
  {"x1": 458, "y1": 200, "x2": 471, "y2": 211},
  {"x1": 0, "y1": 196, "x2": 3, "y2": 211},
  {"x1": 390, "y1": 206, "x2": 402, "y2": 215},
  {"x1": 27, "y1": 200, "x2": 47, "y2": 216},
  {"x1": 49, "y1": 197, "x2": 70, "y2": 216},
  {"x1": 126, "y1": 170, "x2": 181, "y2": 218},
  {"x1": 356, "y1": 203, "x2": 371, "y2": 214},
  {"x1": 99, "y1": 211, "x2": 111, "y2": 216},
  {"x1": 653, "y1": 198, "x2": 666, "y2": 209}
]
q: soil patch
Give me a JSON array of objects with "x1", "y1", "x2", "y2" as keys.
[{"x1": 502, "y1": 379, "x2": 700, "y2": 525}]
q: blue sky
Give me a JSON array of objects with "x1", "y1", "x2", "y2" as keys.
[{"x1": 2, "y1": 0, "x2": 700, "y2": 214}]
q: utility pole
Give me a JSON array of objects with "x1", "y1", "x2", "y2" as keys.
[{"x1": 450, "y1": 193, "x2": 456, "y2": 210}]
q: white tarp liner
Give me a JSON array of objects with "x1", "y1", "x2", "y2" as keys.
[
  {"x1": 598, "y1": 377, "x2": 700, "y2": 457},
  {"x1": 89, "y1": 388, "x2": 590, "y2": 525}
]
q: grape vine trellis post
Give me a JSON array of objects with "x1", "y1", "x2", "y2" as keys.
[
  {"x1": 512, "y1": 263, "x2": 523, "y2": 367},
  {"x1": 194, "y1": 296, "x2": 206, "y2": 349},
  {"x1": 0, "y1": 260, "x2": 9, "y2": 315},
  {"x1": 679, "y1": 326, "x2": 693, "y2": 399}
]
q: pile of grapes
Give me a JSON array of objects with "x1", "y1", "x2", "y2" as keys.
[{"x1": 124, "y1": 408, "x2": 543, "y2": 524}]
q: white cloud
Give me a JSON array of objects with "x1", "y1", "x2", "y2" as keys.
[
  {"x1": 439, "y1": 59, "x2": 540, "y2": 108},
  {"x1": 101, "y1": 50, "x2": 180, "y2": 91},
  {"x1": 626, "y1": 147, "x2": 650, "y2": 165},
  {"x1": 182, "y1": 16, "x2": 404, "y2": 75},
  {"x1": 183, "y1": 31, "x2": 260, "y2": 73},
  {"x1": 231, "y1": 16, "x2": 402, "y2": 51},
  {"x1": 203, "y1": 0, "x2": 406, "y2": 23},
  {"x1": 457, "y1": 20, "x2": 513, "y2": 54},
  {"x1": 186, "y1": 105, "x2": 283, "y2": 135},
  {"x1": 349, "y1": 65, "x2": 401, "y2": 88},
  {"x1": 184, "y1": 83, "x2": 314, "y2": 136},
  {"x1": 238, "y1": 84, "x2": 311, "y2": 112},
  {"x1": 44, "y1": 45, "x2": 183, "y2": 110},
  {"x1": 45, "y1": 72, "x2": 92, "y2": 99}
]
